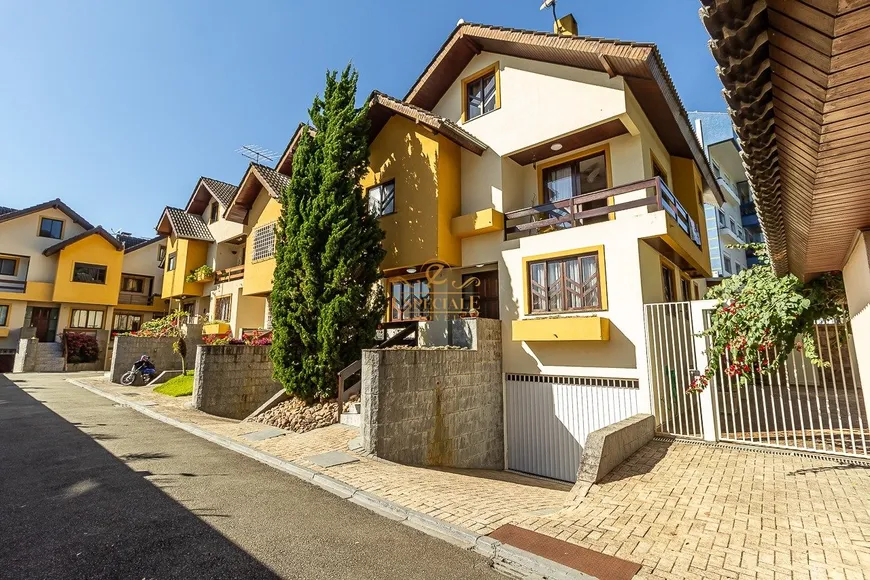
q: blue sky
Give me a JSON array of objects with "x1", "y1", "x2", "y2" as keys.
[{"x1": 0, "y1": 0, "x2": 723, "y2": 237}]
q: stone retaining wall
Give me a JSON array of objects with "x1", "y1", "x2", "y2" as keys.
[
  {"x1": 361, "y1": 318, "x2": 504, "y2": 469},
  {"x1": 109, "y1": 324, "x2": 201, "y2": 383},
  {"x1": 13, "y1": 339, "x2": 64, "y2": 373},
  {"x1": 192, "y1": 345, "x2": 280, "y2": 419}
]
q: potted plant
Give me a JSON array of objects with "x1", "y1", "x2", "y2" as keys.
[{"x1": 185, "y1": 265, "x2": 214, "y2": 283}]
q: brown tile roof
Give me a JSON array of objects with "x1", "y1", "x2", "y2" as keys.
[
  {"x1": 42, "y1": 226, "x2": 123, "y2": 256},
  {"x1": 0, "y1": 206, "x2": 15, "y2": 216},
  {"x1": 402, "y1": 21, "x2": 722, "y2": 202},
  {"x1": 122, "y1": 235, "x2": 162, "y2": 254},
  {"x1": 0, "y1": 198, "x2": 94, "y2": 229},
  {"x1": 201, "y1": 178, "x2": 238, "y2": 208},
  {"x1": 368, "y1": 91, "x2": 488, "y2": 155},
  {"x1": 251, "y1": 163, "x2": 290, "y2": 199},
  {"x1": 156, "y1": 207, "x2": 214, "y2": 242}
]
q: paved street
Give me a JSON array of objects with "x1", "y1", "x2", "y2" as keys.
[{"x1": 0, "y1": 373, "x2": 501, "y2": 580}]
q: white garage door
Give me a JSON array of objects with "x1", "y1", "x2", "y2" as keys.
[{"x1": 505, "y1": 374, "x2": 640, "y2": 482}]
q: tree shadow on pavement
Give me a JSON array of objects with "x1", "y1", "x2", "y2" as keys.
[{"x1": 0, "y1": 374, "x2": 280, "y2": 580}]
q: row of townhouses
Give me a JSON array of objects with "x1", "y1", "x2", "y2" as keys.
[{"x1": 1, "y1": 16, "x2": 733, "y2": 396}]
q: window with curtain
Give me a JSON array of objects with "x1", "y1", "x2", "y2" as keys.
[
  {"x1": 214, "y1": 295, "x2": 232, "y2": 322},
  {"x1": 390, "y1": 278, "x2": 430, "y2": 321},
  {"x1": 465, "y1": 70, "x2": 497, "y2": 120},
  {"x1": 71, "y1": 309, "x2": 104, "y2": 329},
  {"x1": 113, "y1": 313, "x2": 142, "y2": 332},
  {"x1": 529, "y1": 253, "x2": 601, "y2": 313},
  {"x1": 542, "y1": 152, "x2": 609, "y2": 225},
  {"x1": 367, "y1": 180, "x2": 395, "y2": 217}
]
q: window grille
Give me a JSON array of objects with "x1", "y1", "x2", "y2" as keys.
[{"x1": 252, "y1": 222, "x2": 277, "y2": 262}]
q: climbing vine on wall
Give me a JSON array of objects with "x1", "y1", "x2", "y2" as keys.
[{"x1": 688, "y1": 244, "x2": 848, "y2": 393}]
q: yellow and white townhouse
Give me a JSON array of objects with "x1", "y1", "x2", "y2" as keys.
[{"x1": 0, "y1": 199, "x2": 168, "y2": 371}]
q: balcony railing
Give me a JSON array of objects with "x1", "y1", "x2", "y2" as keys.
[
  {"x1": 0, "y1": 279, "x2": 26, "y2": 293},
  {"x1": 504, "y1": 177, "x2": 703, "y2": 248},
  {"x1": 118, "y1": 293, "x2": 154, "y2": 305},
  {"x1": 214, "y1": 265, "x2": 245, "y2": 283}
]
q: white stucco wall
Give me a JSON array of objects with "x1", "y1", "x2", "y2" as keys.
[
  {"x1": 432, "y1": 52, "x2": 627, "y2": 157},
  {"x1": 0, "y1": 208, "x2": 87, "y2": 283},
  {"x1": 121, "y1": 240, "x2": 165, "y2": 291}
]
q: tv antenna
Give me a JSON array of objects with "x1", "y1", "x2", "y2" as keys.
[
  {"x1": 236, "y1": 145, "x2": 279, "y2": 165},
  {"x1": 540, "y1": 0, "x2": 564, "y2": 33}
]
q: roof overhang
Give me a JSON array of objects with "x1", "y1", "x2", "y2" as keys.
[
  {"x1": 224, "y1": 164, "x2": 283, "y2": 224},
  {"x1": 708, "y1": 139, "x2": 746, "y2": 185},
  {"x1": 507, "y1": 118, "x2": 629, "y2": 166},
  {"x1": 43, "y1": 226, "x2": 123, "y2": 256},
  {"x1": 403, "y1": 22, "x2": 722, "y2": 201},
  {"x1": 0, "y1": 198, "x2": 94, "y2": 230},
  {"x1": 701, "y1": 0, "x2": 870, "y2": 279},
  {"x1": 275, "y1": 123, "x2": 315, "y2": 176},
  {"x1": 368, "y1": 92, "x2": 488, "y2": 155},
  {"x1": 155, "y1": 207, "x2": 174, "y2": 237},
  {"x1": 184, "y1": 178, "x2": 216, "y2": 215}
]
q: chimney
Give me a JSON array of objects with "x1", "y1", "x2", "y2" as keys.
[{"x1": 555, "y1": 14, "x2": 578, "y2": 36}]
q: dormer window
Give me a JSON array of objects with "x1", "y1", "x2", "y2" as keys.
[
  {"x1": 209, "y1": 201, "x2": 219, "y2": 224},
  {"x1": 462, "y1": 63, "x2": 500, "y2": 122}
]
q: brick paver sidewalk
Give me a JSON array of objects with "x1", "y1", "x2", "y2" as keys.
[{"x1": 75, "y1": 377, "x2": 870, "y2": 579}]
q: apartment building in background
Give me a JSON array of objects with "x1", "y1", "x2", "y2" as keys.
[
  {"x1": 689, "y1": 111, "x2": 761, "y2": 276},
  {"x1": 0, "y1": 200, "x2": 167, "y2": 371}
]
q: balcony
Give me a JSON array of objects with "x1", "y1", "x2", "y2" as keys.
[
  {"x1": 719, "y1": 221, "x2": 746, "y2": 243},
  {"x1": 214, "y1": 265, "x2": 245, "y2": 283},
  {"x1": 118, "y1": 292, "x2": 154, "y2": 306},
  {"x1": 504, "y1": 177, "x2": 703, "y2": 248},
  {"x1": 0, "y1": 279, "x2": 26, "y2": 293}
]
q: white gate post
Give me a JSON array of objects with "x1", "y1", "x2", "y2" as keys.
[{"x1": 691, "y1": 300, "x2": 719, "y2": 442}]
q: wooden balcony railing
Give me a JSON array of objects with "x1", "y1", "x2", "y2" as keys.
[
  {"x1": 117, "y1": 292, "x2": 154, "y2": 305},
  {"x1": 0, "y1": 279, "x2": 26, "y2": 293},
  {"x1": 504, "y1": 176, "x2": 703, "y2": 248},
  {"x1": 214, "y1": 265, "x2": 245, "y2": 283}
]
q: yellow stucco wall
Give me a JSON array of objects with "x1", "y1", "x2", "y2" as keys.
[
  {"x1": 52, "y1": 235, "x2": 124, "y2": 306},
  {"x1": 242, "y1": 190, "x2": 281, "y2": 297},
  {"x1": 436, "y1": 135, "x2": 462, "y2": 266},
  {"x1": 161, "y1": 236, "x2": 209, "y2": 299},
  {"x1": 362, "y1": 115, "x2": 461, "y2": 271}
]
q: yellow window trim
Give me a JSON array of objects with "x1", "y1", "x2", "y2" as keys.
[
  {"x1": 0, "y1": 303, "x2": 10, "y2": 327},
  {"x1": 460, "y1": 61, "x2": 501, "y2": 123},
  {"x1": 0, "y1": 255, "x2": 20, "y2": 277},
  {"x1": 536, "y1": 144, "x2": 613, "y2": 206},
  {"x1": 521, "y1": 245, "x2": 608, "y2": 315},
  {"x1": 37, "y1": 216, "x2": 65, "y2": 239}
]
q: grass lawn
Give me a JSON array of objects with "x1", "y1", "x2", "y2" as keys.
[{"x1": 153, "y1": 371, "x2": 194, "y2": 397}]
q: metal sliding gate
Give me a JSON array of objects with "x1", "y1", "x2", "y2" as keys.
[{"x1": 645, "y1": 301, "x2": 870, "y2": 458}]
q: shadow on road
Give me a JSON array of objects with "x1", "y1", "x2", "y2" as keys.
[{"x1": 0, "y1": 374, "x2": 279, "y2": 579}]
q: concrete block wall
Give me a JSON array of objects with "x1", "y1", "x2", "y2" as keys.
[
  {"x1": 13, "y1": 339, "x2": 64, "y2": 373},
  {"x1": 361, "y1": 318, "x2": 504, "y2": 469},
  {"x1": 575, "y1": 413, "x2": 655, "y2": 485},
  {"x1": 109, "y1": 324, "x2": 202, "y2": 383},
  {"x1": 192, "y1": 345, "x2": 280, "y2": 419}
]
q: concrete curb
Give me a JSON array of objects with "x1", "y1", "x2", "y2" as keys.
[{"x1": 68, "y1": 379, "x2": 595, "y2": 580}]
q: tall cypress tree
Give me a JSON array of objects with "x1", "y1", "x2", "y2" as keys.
[{"x1": 270, "y1": 65, "x2": 386, "y2": 401}]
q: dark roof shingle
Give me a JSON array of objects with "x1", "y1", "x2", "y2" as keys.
[
  {"x1": 160, "y1": 207, "x2": 214, "y2": 241},
  {"x1": 201, "y1": 178, "x2": 238, "y2": 208},
  {"x1": 0, "y1": 206, "x2": 15, "y2": 216},
  {"x1": 43, "y1": 226, "x2": 123, "y2": 256},
  {"x1": 251, "y1": 164, "x2": 290, "y2": 199}
]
